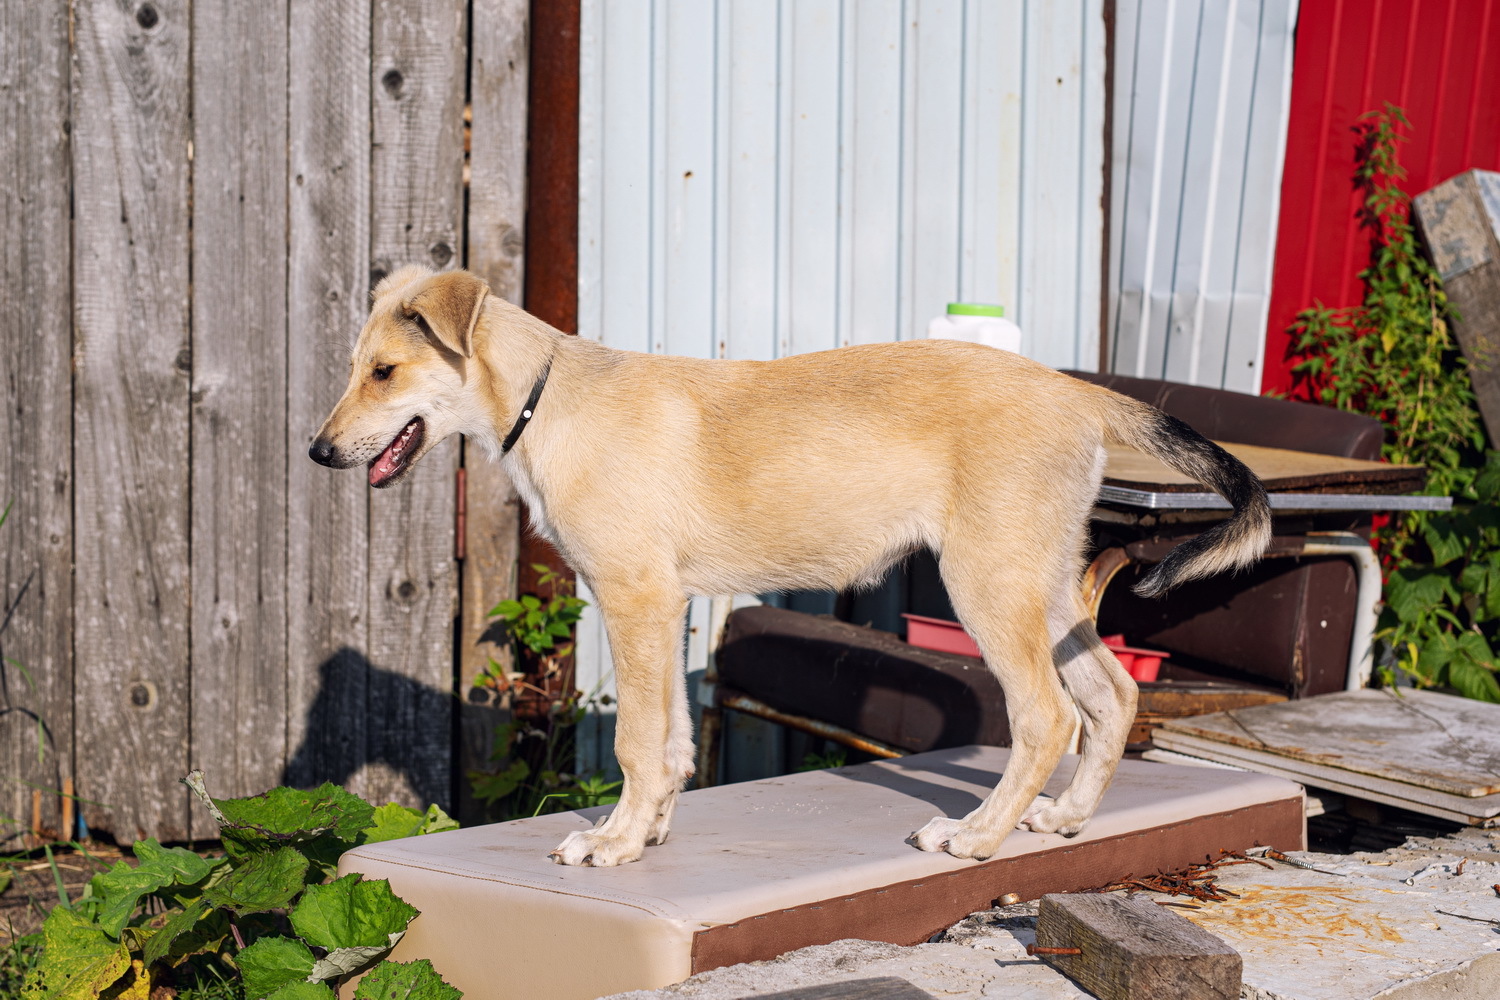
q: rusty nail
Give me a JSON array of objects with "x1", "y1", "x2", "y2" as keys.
[{"x1": 1027, "y1": 945, "x2": 1082, "y2": 956}]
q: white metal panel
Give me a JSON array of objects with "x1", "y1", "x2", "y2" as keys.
[
  {"x1": 845, "y1": 0, "x2": 904, "y2": 346},
  {"x1": 664, "y1": 0, "x2": 716, "y2": 358},
  {"x1": 1107, "y1": 0, "x2": 1298, "y2": 392},
  {"x1": 575, "y1": 0, "x2": 1109, "y2": 774},
  {"x1": 580, "y1": 0, "x2": 1106, "y2": 361},
  {"x1": 1018, "y1": 0, "x2": 1107, "y2": 367}
]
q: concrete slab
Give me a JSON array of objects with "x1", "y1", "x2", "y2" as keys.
[
  {"x1": 599, "y1": 927, "x2": 1090, "y2": 1000},
  {"x1": 604, "y1": 833, "x2": 1500, "y2": 1000}
]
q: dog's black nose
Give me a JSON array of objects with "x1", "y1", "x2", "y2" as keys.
[{"x1": 308, "y1": 438, "x2": 337, "y2": 467}]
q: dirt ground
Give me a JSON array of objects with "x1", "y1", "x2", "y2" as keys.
[{"x1": 2, "y1": 841, "x2": 132, "y2": 942}]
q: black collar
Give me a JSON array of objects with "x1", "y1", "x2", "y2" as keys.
[{"x1": 500, "y1": 357, "x2": 553, "y2": 454}]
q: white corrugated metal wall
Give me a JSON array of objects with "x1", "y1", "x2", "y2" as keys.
[
  {"x1": 571, "y1": 0, "x2": 1108, "y2": 776},
  {"x1": 577, "y1": 0, "x2": 1107, "y2": 364},
  {"x1": 1106, "y1": 0, "x2": 1298, "y2": 392}
]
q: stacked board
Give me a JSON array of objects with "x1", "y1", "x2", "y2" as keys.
[{"x1": 1154, "y1": 688, "x2": 1500, "y2": 826}]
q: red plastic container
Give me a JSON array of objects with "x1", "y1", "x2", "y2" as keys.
[
  {"x1": 1098, "y1": 634, "x2": 1170, "y2": 683},
  {"x1": 901, "y1": 617, "x2": 1169, "y2": 682},
  {"x1": 901, "y1": 614, "x2": 982, "y2": 658}
]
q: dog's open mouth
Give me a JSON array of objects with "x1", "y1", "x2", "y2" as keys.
[{"x1": 369, "y1": 416, "x2": 424, "y2": 488}]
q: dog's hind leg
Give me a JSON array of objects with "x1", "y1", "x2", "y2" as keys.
[
  {"x1": 910, "y1": 553, "x2": 1074, "y2": 860},
  {"x1": 551, "y1": 581, "x2": 689, "y2": 867},
  {"x1": 647, "y1": 644, "x2": 696, "y2": 846},
  {"x1": 1017, "y1": 586, "x2": 1136, "y2": 835}
]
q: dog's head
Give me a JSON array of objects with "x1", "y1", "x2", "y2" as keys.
[{"x1": 308, "y1": 265, "x2": 489, "y2": 487}]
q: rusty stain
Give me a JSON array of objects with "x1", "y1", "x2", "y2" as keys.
[{"x1": 1183, "y1": 884, "x2": 1409, "y2": 954}]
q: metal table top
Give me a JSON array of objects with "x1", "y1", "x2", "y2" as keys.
[{"x1": 1097, "y1": 485, "x2": 1453, "y2": 512}]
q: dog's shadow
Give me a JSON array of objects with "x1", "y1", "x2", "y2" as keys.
[{"x1": 283, "y1": 647, "x2": 453, "y2": 809}]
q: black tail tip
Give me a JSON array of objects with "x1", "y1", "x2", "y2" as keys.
[{"x1": 1131, "y1": 562, "x2": 1178, "y2": 599}]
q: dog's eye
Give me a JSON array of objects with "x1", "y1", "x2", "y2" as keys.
[{"x1": 372, "y1": 364, "x2": 394, "y2": 382}]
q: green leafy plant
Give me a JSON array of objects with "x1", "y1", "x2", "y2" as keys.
[
  {"x1": 468, "y1": 683, "x2": 620, "y2": 820},
  {"x1": 483, "y1": 564, "x2": 587, "y2": 661},
  {"x1": 1285, "y1": 103, "x2": 1498, "y2": 701},
  {"x1": 2, "y1": 928, "x2": 43, "y2": 999},
  {"x1": 469, "y1": 570, "x2": 621, "y2": 819},
  {"x1": 21, "y1": 772, "x2": 462, "y2": 999},
  {"x1": 796, "y1": 747, "x2": 848, "y2": 772}
]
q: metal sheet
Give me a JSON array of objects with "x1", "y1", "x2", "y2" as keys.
[
  {"x1": 1107, "y1": 0, "x2": 1299, "y2": 393},
  {"x1": 579, "y1": 0, "x2": 1106, "y2": 366},
  {"x1": 575, "y1": 0, "x2": 1109, "y2": 774},
  {"x1": 1096, "y1": 485, "x2": 1452, "y2": 511},
  {"x1": 1263, "y1": 0, "x2": 1500, "y2": 397}
]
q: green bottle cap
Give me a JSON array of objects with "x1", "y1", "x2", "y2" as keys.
[{"x1": 947, "y1": 302, "x2": 1005, "y2": 318}]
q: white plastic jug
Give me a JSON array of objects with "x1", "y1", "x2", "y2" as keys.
[{"x1": 926, "y1": 302, "x2": 1022, "y2": 354}]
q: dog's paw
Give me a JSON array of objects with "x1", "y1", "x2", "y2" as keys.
[
  {"x1": 646, "y1": 789, "x2": 680, "y2": 847},
  {"x1": 548, "y1": 829, "x2": 645, "y2": 867},
  {"x1": 908, "y1": 817, "x2": 1002, "y2": 860},
  {"x1": 1016, "y1": 799, "x2": 1090, "y2": 837}
]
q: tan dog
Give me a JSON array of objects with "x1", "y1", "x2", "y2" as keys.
[{"x1": 310, "y1": 265, "x2": 1271, "y2": 867}]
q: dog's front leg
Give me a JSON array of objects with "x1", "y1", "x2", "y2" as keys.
[{"x1": 550, "y1": 584, "x2": 689, "y2": 867}]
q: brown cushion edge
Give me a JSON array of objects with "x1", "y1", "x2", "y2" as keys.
[{"x1": 689, "y1": 794, "x2": 1305, "y2": 974}]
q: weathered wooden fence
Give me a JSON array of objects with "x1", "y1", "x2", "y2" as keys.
[{"x1": 1, "y1": 0, "x2": 528, "y2": 844}]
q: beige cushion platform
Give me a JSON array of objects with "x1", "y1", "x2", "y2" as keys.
[{"x1": 340, "y1": 746, "x2": 1304, "y2": 1000}]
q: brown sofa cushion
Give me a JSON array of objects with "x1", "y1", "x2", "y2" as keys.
[
  {"x1": 717, "y1": 604, "x2": 1010, "y2": 752},
  {"x1": 1063, "y1": 370, "x2": 1385, "y2": 460}
]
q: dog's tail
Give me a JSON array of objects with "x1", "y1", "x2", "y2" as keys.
[{"x1": 1103, "y1": 398, "x2": 1272, "y2": 598}]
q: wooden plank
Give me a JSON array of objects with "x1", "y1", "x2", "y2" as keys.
[
  {"x1": 1159, "y1": 688, "x2": 1500, "y2": 798},
  {"x1": 1104, "y1": 441, "x2": 1426, "y2": 493},
  {"x1": 188, "y1": 0, "x2": 289, "y2": 838},
  {"x1": 459, "y1": 0, "x2": 529, "y2": 823},
  {"x1": 1129, "y1": 685, "x2": 1287, "y2": 745},
  {"x1": 284, "y1": 0, "x2": 373, "y2": 795},
  {"x1": 72, "y1": 0, "x2": 193, "y2": 841},
  {"x1": 1035, "y1": 893, "x2": 1241, "y2": 1000},
  {"x1": 468, "y1": 0, "x2": 529, "y2": 306},
  {"x1": 1414, "y1": 170, "x2": 1500, "y2": 447},
  {"x1": 1152, "y1": 730, "x2": 1500, "y2": 823},
  {"x1": 366, "y1": 0, "x2": 468, "y2": 810},
  {"x1": 0, "y1": 0, "x2": 74, "y2": 844}
]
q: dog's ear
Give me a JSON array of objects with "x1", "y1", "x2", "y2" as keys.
[{"x1": 404, "y1": 270, "x2": 490, "y2": 358}]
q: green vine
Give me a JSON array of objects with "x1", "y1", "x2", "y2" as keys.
[
  {"x1": 468, "y1": 568, "x2": 619, "y2": 819},
  {"x1": 1286, "y1": 103, "x2": 1499, "y2": 702}
]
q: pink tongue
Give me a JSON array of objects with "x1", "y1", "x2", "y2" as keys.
[{"x1": 369, "y1": 440, "x2": 402, "y2": 485}]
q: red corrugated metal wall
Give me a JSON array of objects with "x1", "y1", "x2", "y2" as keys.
[{"x1": 1262, "y1": 0, "x2": 1500, "y2": 397}]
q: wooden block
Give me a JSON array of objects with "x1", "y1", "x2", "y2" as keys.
[
  {"x1": 1036, "y1": 893, "x2": 1241, "y2": 1000},
  {"x1": 1414, "y1": 171, "x2": 1500, "y2": 447},
  {"x1": 745, "y1": 978, "x2": 931, "y2": 999}
]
